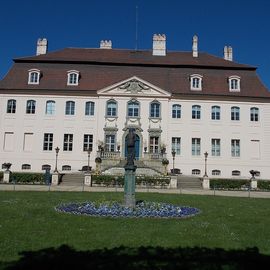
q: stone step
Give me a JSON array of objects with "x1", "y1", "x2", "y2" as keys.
[
  {"x1": 177, "y1": 175, "x2": 202, "y2": 189},
  {"x1": 61, "y1": 173, "x2": 84, "y2": 185}
]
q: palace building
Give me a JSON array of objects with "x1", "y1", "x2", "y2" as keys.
[{"x1": 0, "y1": 35, "x2": 270, "y2": 179}]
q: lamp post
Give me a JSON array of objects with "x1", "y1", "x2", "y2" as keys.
[
  {"x1": 171, "y1": 149, "x2": 176, "y2": 174},
  {"x1": 87, "y1": 148, "x2": 92, "y2": 173},
  {"x1": 54, "y1": 147, "x2": 60, "y2": 173},
  {"x1": 204, "y1": 151, "x2": 208, "y2": 177}
]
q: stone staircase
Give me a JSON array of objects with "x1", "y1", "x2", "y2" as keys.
[
  {"x1": 60, "y1": 173, "x2": 84, "y2": 185},
  {"x1": 103, "y1": 160, "x2": 163, "y2": 176},
  {"x1": 177, "y1": 175, "x2": 202, "y2": 189}
]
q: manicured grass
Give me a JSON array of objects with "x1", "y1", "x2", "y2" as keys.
[{"x1": 0, "y1": 191, "x2": 270, "y2": 265}]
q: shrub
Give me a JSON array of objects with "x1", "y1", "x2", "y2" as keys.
[
  {"x1": 257, "y1": 180, "x2": 270, "y2": 191},
  {"x1": 91, "y1": 175, "x2": 170, "y2": 187},
  {"x1": 11, "y1": 172, "x2": 45, "y2": 184},
  {"x1": 210, "y1": 179, "x2": 250, "y2": 190}
]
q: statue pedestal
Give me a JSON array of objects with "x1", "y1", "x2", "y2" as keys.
[
  {"x1": 3, "y1": 170, "x2": 11, "y2": 183},
  {"x1": 170, "y1": 175, "x2": 178, "y2": 189},
  {"x1": 251, "y1": 178, "x2": 257, "y2": 189},
  {"x1": 51, "y1": 172, "x2": 60, "y2": 185},
  {"x1": 124, "y1": 165, "x2": 137, "y2": 208},
  {"x1": 202, "y1": 176, "x2": 210, "y2": 189},
  {"x1": 84, "y1": 173, "x2": 92, "y2": 186}
]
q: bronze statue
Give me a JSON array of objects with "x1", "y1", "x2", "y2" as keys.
[{"x1": 126, "y1": 128, "x2": 136, "y2": 166}]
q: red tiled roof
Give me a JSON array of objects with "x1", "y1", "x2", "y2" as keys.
[
  {"x1": 0, "y1": 48, "x2": 269, "y2": 99},
  {"x1": 14, "y1": 48, "x2": 255, "y2": 69}
]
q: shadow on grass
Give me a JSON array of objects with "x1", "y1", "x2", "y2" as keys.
[{"x1": 2, "y1": 245, "x2": 270, "y2": 270}]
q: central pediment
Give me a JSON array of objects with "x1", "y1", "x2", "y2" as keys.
[{"x1": 97, "y1": 76, "x2": 171, "y2": 97}]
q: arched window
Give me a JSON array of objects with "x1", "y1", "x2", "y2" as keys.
[
  {"x1": 7, "y1": 99, "x2": 16, "y2": 114},
  {"x1": 231, "y1": 106, "x2": 240, "y2": 121},
  {"x1": 150, "y1": 101, "x2": 160, "y2": 118},
  {"x1": 62, "y1": 165, "x2": 71, "y2": 171},
  {"x1": 228, "y1": 76, "x2": 240, "y2": 92},
  {"x1": 28, "y1": 69, "x2": 41, "y2": 84},
  {"x1": 172, "y1": 104, "x2": 181, "y2": 118},
  {"x1": 42, "y1": 164, "x2": 51, "y2": 171},
  {"x1": 127, "y1": 100, "x2": 140, "y2": 117},
  {"x1": 67, "y1": 70, "x2": 79, "y2": 85},
  {"x1": 192, "y1": 169, "x2": 201, "y2": 175},
  {"x1": 190, "y1": 74, "x2": 203, "y2": 90},
  {"x1": 22, "y1": 164, "x2": 31, "y2": 170},
  {"x1": 212, "y1": 169, "x2": 221, "y2": 176},
  {"x1": 232, "y1": 170, "x2": 241, "y2": 176},
  {"x1": 250, "y1": 107, "x2": 259, "y2": 122},
  {"x1": 211, "y1": 106, "x2": 220, "y2": 120},
  {"x1": 85, "y1": 101, "x2": 95, "y2": 116},
  {"x1": 65, "y1": 101, "x2": 75, "y2": 115},
  {"x1": 26, "y1": 100, "x2": 36, "y2": 114},
  {"x1": 45, "y1": 100, "x2": 55, "y2": 115},
  {"x1": 106, "y1": 100, "x2": 117, "y2": 117},
  {"x1": 192, "y1": 105, "x2": 201, "y2": 119}
]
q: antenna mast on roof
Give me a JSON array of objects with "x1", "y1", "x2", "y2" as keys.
[{"x1": 135, "y1": 4, "x2": 138, "y2": 50}]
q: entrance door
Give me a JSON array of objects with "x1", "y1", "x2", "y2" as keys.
[{"x1": 125, "y1": 134, "x2": 140, "y2": 159}]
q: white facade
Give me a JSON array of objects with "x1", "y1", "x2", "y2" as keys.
[{"x1": 1, "y1": 75, "x2": 270, "y2": 179}]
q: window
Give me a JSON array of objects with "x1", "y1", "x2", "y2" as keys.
[
  {"x1": 83, "y1": 134, "x2": 93, "y2": 151},
  {"x1": 231, "y1": 106, "x2": 240, "y2": 121},
  {"x1": 150, "y1": 101, "x2": 160, "y2": 118},
  {"x1": 28, "y1": 69, "x2": 40, "y2": 84},
  {"x1": 192, "y1": 169, "x2": 201, "y2": 175},
  {"x1": 62, "y1": 165, "x2": 71, "y2": 171},
  {"x1": 46, "y1": 100, "x2": 55, "y2": 115},
  {"x1": 23, "y1": 133, "x2": 33, "y2": 152},
  {"x1": 250, "y1": 140, "x2": 260, "y2": 159},
  {"x1": 192, "y1": 105, "x2": 201, "y2": 119},
  {"x1": 127, "y1": 100, "x2": 140, "y2": 117},
  {"x1": 26, "y1": 100, "x2": 36, "y2": 114},
  {"x1": 65, "y1": 101, "x2": 75, "y2": 115},
  {"x1": 7, "y1": 99, "x2": 16, "y2": 114},
  {"x1": 172, "y1": 137, "x2": 181, "y2": 155},
  {"x1": 85, "y1": 101, "x2": 95, "y2": 116},
  {"x1": 67, "y1": 70, "x2": 79, "y2": 85},
  {"x1": 105, "y1": 134, "x2": 115, "y2": 152},
  {"x1": 106, "y1": 100, "x2": 117, "y2": 117},
  {"x1": 232, "y1": 170, "x2": 241, "y2": 176},
  {"x1": 229, "y1": 76, "x2": 240, "y2": 92},
  {"x1": 250, "y1": 107, "x2": 259, "y2": 122},
  {"x1": 63, "y1": 134, "x2": 73, "y2": 151},
  {"x1": 212, "y1": 170, "x2": 221, "y2": 176},
  {"x1": 150, "y1": 136, "x2": 159, "y2": 153},
  {"x1": 172, "y1": 104, "x2": 181, "y2": 119},
  {"x1": 211, "y1": 139, "x2": 221, "y2": 156},
  {"x1": 192, "y1": 138, "x2": 201, "y2": 156},
  {"x1": 43, "y1": 133, "x2": 53, "y2": 151},
  {"x1": 22, "y1": 164, "x2": 31, "y2": 170},
  {"x1": 190, "y1": 74, "x2": 203, "y2": 90},
  {"x1": 4, "y1": 132, "x2": 14, "y2": 151},
  {"x1": 231, "y1": 139, "x2": 240, "y2": 157},
  {"x1": 211, "y1": 106, "x2": 220, "y2": 120},
  {"x1": 42, "y1": 164, "x2": 51, "y2": 171}
]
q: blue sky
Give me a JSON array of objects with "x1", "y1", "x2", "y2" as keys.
[{"x1": 1, "y1": 0, "x2": 270, "y2": 89}]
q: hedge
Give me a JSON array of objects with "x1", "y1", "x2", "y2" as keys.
[
  {"x1": 10, "y1": 172, "x2": 45, "y2": 184},
  {"x1": 210, "y1": 178, "x2": 270, "y2": 191},
  {"x1": 91, "y1": 175, "x2": 170, "y2": 187}
]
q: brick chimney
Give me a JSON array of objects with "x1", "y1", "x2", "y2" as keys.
[
  {"x1": 192, "y1": 35, "x2": 198, "y2": 57},
  {"x1": 224, "y1": 45, "x2": 233, "y2": 61},
  {"x1": 100, "y1": 40, "x2": 112, "y2": 49},
  {"x1": 36, "y1": 38, "x2": 48, "y2": 55},
  {"x1": 152, "y1": 34, "x2": 166, "y2": 56}
]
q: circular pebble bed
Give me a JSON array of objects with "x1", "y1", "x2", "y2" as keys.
[{"x1": 55, "y1": 201, "x2": 200, "y2": 219}]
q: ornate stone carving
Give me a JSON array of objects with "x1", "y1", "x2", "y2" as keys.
[{"x1": 119, "y1": 79, "x2": 149, "y2": 94}]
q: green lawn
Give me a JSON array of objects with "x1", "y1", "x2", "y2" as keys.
[{"x1": 1, "y1": 191, "x2": 270, "y2": 268}]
